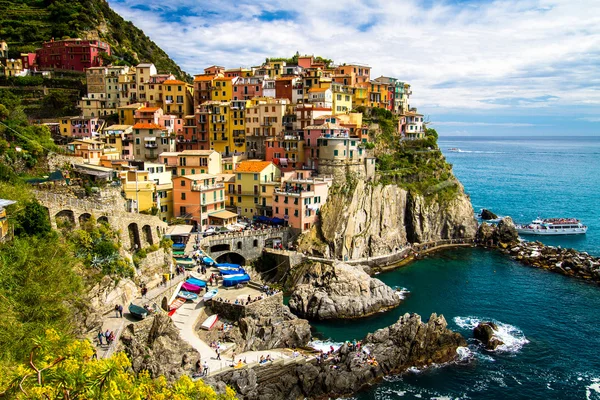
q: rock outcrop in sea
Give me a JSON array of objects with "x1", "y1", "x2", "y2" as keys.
[
  {"x1": 208, "y1": 313, "x2": 466, "y2": 400},
  {"x1": 476, "y1": 217, "x2": 519, "y2": 246},
  {"x1": 298, "y1": 180, "x2": 477, "y2": 260},
  {"x1": 288, "y1": 262, "x2": 402, "y2": 320},
  {"x1": 473, "y1": 322, "x2": 504, "y2": 350},
  {"x1": 480, "y1": 208, "x2": 498, "y2": 220}
]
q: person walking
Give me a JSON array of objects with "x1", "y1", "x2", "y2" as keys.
[
  {"x1": 118, "y1": 304, "x2": 123, "y2": 318},
  {"x1": 114, "y1": 304, "x2": 120, "y2": 318},
  {"x1": 216, "y1": 347, "x2": 221, "y2": 360},
  {"x1": 202, "y1": 361, "x2": 209, "y2": 376},
  {"x1": 141, "y1": 285, "x2": 148, "y2": 298},
  {"x1": 97, "y1": 330, "x2": 104, "y2": 346}
]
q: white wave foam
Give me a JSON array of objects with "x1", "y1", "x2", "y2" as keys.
[
  {"x1": 456, "y1": 346, "x2": 473, "y2": 362},
  {"x1": 393, "y1": 287, "x2": 410, "y2": 300},
  {"x1": 308, "y1": 340, "x2": 342, "y2": 353},
  {"x1": 587, "y1": 378, "x2": 600, "y2": 400},
  {"x1": 453, "y1": 316, "x2": 529, "y2": 353}
]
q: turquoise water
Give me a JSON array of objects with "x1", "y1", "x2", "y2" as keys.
[{"x1": 310, "y1": 137, "x2": 600, "y2": 399}]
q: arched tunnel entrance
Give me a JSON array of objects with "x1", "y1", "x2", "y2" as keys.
[
  {"x1": 216, "y1": 252, "x2": 246, "y2": 266},
  {"x1": 55, "y1": 210, "x2": 75, "y2": 227}
]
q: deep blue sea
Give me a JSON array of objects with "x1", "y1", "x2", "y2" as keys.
[{"x1": 310, "y1": 136, "x2": 600, "y2": 399}]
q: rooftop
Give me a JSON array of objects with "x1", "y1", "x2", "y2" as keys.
[
  {"x1": 180, "y1": 173, "x2": 218, "y2": 181},
  {"x1": 137, "y1": 107, "x2": 161, "y2": 112},
  {"x1": 180, "y1": 150, "x2": 215, "y2": 156},
  {"x1": 132, "y1": 123, "x2": 165, "y2": 130},
  {"x1": 163, "y1": 79, "x2": 187, "y2": 85},
  {"x1": 235, "y1": 161, "x2": 273, "y2": 173}
]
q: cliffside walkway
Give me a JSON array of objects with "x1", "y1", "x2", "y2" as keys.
[{"x1": 95, "y1": 274, "x2": 185, "y2": 359}]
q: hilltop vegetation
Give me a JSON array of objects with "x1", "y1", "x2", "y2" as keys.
[{"x1": 0, "y1": 0, "x2": 190, "y2": 81}]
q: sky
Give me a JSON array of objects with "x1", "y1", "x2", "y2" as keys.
[{"x1": 108, "y1": 0, "x2": 600, "y2": 136}]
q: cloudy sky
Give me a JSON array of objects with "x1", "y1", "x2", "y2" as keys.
[{"x1": 108, "y1": 0, "x2": 600, "y2": 136}]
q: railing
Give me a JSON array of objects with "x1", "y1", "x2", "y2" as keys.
[
  {"x1": 144, "y1": 143, "x2": 158, "y2": 148},
  {"x1": 191, "y1": 183, "x2": 225, "y2": 191}
]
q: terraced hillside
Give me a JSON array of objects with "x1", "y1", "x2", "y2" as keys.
[{"x1": 0, "y1": 0, "x2": 190, "y2": 81}]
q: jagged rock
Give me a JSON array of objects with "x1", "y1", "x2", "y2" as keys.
[
  {"x1": 234, "y1": 306, "x2": 312, "y2": 351},
  {"x1": 476, "y1": 217, "x2": 518, "y2": 246},
  {"x1": 298, "y1": 180, "x2": 477, "y2": 260},
  {"x1": 208, "y1": 313, "x2": 466, "y2": 399},
  {"x1": 288, "y1": 262, "x2": 401, "y2": 320},
  {"x1": 119, "y1": 313, "x2": 197, "y2": 381},
  {"x1": 480, "y1": 209, "x2": 498, "y2": 220},
  {"x1": 473, "y1": 322, "x2": 504, "y2": 350}
]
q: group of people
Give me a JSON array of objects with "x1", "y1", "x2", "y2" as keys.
[
  {"x1": 97, "y1": 329, "x2": 115, "y2": 346},
  {"x1": 258, "y1": 354, "x2": 274, "y2": 364}
]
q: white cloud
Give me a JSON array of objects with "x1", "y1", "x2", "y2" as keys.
[{"x1": 108, "y1": 0, "x2": 600, "y2": 117}]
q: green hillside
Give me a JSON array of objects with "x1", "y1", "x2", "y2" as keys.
[{"x1": 0, "y1": 0, "x2": 190, "y2": 81}]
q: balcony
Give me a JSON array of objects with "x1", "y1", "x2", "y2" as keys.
[
  {"x1": 191, "y1": 182, "x2": 225, "y2": 192},
  {"x1": 261, "y1": 121, "x2": 273, "y2": 127},
  {"x1": 213, "y1": 136, "x2": 228, "y2": 142},
  {"x1": 145, "y1": 142, "x2": 158, "y2": 148}
]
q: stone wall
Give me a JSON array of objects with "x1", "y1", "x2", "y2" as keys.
[
  {"x1": 202, "y1": 227, "x2": 294, "y2": 263},
  {"x1": 209, "y1": 292, "x2": 284, "y2": 321}
]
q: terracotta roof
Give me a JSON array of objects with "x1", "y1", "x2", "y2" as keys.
[
  {"x1": 214, "y1": 76, "x2": 234, "y2": 81},
  {"x1": 194, "y1": 75, "x2": 216, "y2": 82},
  {"x1": 235, "y1": 161, "x2": 273, "y2": 173},
  {"x1": 308, "y1": 87, "x2": 329, "y2": 93},
  {"x1": 163, "y1": 79, "x2": 186, "y2": 85},
  {"x1": 133, "y1": 123, "x2": 165, "y2": 130},
  {"x1": 138, "y1": 107, "x2": 161, "y2": 112}
]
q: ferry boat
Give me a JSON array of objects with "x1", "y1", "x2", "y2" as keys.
[{"x1": 516, "y1": 218, "x2": 587, "y2": 236}]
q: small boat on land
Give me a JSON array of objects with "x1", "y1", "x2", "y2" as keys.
[
  {"x1": 223, "y1": 273, "x2": 251, "y2": 287},
  {"x1": 202, "y1": 256, "x2": 215, "y2": 265},
  {"x1": 216, "y1": 263, "x2": 241, "y2": 269},
  {"x1": 172, "y1": 243, "x2": 186, "y2": 250},
  {"x1": 177, "y1": 290, "x2": 198, "y2": 301},
  {"x1": 128, "y1": 302, "x2": 148, "y2": 319},
  {"x1": 516, "y1": 218, "x2": 587, "y2": 236},
  {"x1": 203, "y1": 289, "x2": 218, "y2": 301},
  {"x1": 185, "y1": 277, "x2": 207, "y2": 287},
  {"x1": 181, "y1": 282, "x2": 202, "y2": 293},
  {"x1": 219, "y1": 268, "x2": 245, "y2": 275},
  {"x1": 169, "y1": 297, "x2": 186, "y2": 311},
  {"x1": 201, "y1": 314, "x2": 219, "y2": 330}
]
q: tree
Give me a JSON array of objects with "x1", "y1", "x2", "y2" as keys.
[
  {"x1": 0, "y1": 330, "x2": 238, "y2": 399},
  {"x1": 426, "y1": 128, "x2": 439, "y2": 139},
  {"x1": 14, "y1": 200, "x2": 52, "y2": 237}
]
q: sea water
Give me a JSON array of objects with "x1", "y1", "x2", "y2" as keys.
[{"x1": 310, "y1": 137, "x2": 600, "y2": 399}]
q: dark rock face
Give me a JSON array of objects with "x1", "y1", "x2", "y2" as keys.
[
  {"x1": 208, "y1": 313, "x2": 466, "y2": 400},
  {"x1": 120, "y1": 313, "x2": 197, "y2": 380},
  {"x1": 480, "y1": 209, "x2": 498, "y2": 220},
  {"x1": 288, "y1": 262, "x2": 402, "y2": 320},
  {"x1": 476, "y1": 217, "x2": 519, "y2": 246},
  {"x1": 473, "y1": 322, "x2": 503, "y2": 350}
]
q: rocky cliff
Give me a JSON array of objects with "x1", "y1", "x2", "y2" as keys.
[
  {"x1": 299, "y1": 179, "x2": 476, "y2": 260},
  {"x1": 208, "y1": 313, "x2": 466, "y2": 399},
  {"x1": 288, "y1": 262, "x2": 402, "y2": 320}
]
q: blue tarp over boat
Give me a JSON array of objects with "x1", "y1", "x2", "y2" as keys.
[
  {"x1": 220, "y1": 268, "x2": 245, "y2": 275},
  {"x1": 202, "y1": 256, "x2": 215, "y2": 265},
  {"x1": 216, "y1": 263, "x2": 241, "y2": 268},
  {"x1": 185, "y1": 277, "x2": 207, "y2": 287},
  {"x1": 172, "y1": 243, "x2": 186, "y2": 249},
  {"x1": 223, "y1": 274, "x2": 251, "y2": 287}
]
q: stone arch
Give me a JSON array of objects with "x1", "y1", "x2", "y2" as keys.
[
  {"x1": 128, "y1": 222, "x2": 141, "y2": 251},
  {"x1": 55, "y1": 209, "x2": 75, "y2": 227},
  {"x1": 79, "y1": 213, "x2": 92, "y2": 226},
  {"x1": 142, "y1": 225, "x2": 153, "y2": 245},
  {"x1": 216, "y1": 252, "x2": 246, "y2": 266},
  {"x1": 97, "y1": 216, "x2": 109, "y2": 225},
  {"x1": 265, "y1": 237, "x2": 282, "y2": 248},
  {"x1": 237, "y1": 241, "x2": 242, "y2": 250},
  {"x1": 210, "y1": 243, "x2": 230, "y2": 253}
]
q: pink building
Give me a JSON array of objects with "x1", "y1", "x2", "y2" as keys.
[
  {"x1": 303, "y1": 121, "x2": 350, "y2": 170},
  {"x1": 21, "y1": 53, "x2": 37, "y2": 70},
  {"x1": 272, "y1": 171, "x2": 333, "y2": 231},
  {"x1": 232, "y1": 77, "x2": 264, "y2": 100},
  {"x1": 63, "y1": 116, "x2": 103, "y2": 138}
]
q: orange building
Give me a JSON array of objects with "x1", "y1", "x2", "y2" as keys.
[{"x1": 172, "y1": 174, "x2": 236, "y2": 230}]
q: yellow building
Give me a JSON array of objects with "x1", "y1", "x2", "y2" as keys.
[
  {"x1": 120, "y1": 170, "x2": 155, "y2": 213},
  {"x1": 118, "y1": 68, "x2": 137, "y2": 107},
  {"x1": 162, "y1": 79, "x2": 194, "y2": 118},
  {"x1": 353, "y1": 84, "x2": 369, "y2": 108},
  {"x1": 212, "y1": 77, "x2": 234, "y2": 102},
  {"x1": 135, "y1": 63, "x2": 157, "y2": 103},
  {"x1": 233, "y1": 161, "x2": 281, "y2": 218},
  {"x1": 176, "y1": 150, "x2": 222, "y2": 176},
  {"x1": 0, "y1": 199, "x2": 16, "y2": 242},
  {"x1": 208, "y1": 101, "x2": 230, "y2": 154},
  {"x1": 368, "y1": 81, "x2": 388, "y2": 109},
  {"x1": 331, "y1": 83, "x2": 353, "y2": 114},
  {"x1": 229, "y1": 100, "x2": 246, "y2": 154},
  {"x1": 118, "y1": 103, "x2": 144, "y2": 125},
  {"x1": 5, "y1": 59, "x2": 23, "y2": 77},
  {"x1": 156, "y1": 181, "x2": 173, "y2": 222}
]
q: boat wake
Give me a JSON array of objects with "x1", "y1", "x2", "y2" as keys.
[
  {"x1": 453, "y1": 316, "x2": 529, "y2": 353},
  {"x1": 393, "y1": 286, "x2": 410, "y2": 300}
]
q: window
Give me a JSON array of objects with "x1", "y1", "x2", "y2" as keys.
[
  {"x1": 179, "y1": 206, "x2": 186, "y2": 214},
  {"x1": 294, "y1": 210, "x2": 299, "y2": 217},
  {"x1": 237, "y1": 196, "x2": 242, "y2": 202},
  {"x1": 334, "y1": 150, "x2": 338, "y2": 156},
  {"x1": 253, "y1": 239, "x2": 258, "y2": 247},
  {"x1": 237, "y1": 173, "x2": 242, "y2": 180},
  {"x1": 284, "y1": 208, "x2": 288, "y2": 215},
  {"x1": 180, "y1": 179, "x2": 185, "y2": 186},
  {"x1": 181, "y1": 193, "x2": 186, "y2": 200},
  {"x1": 253, "y1": 173, "x2": 258, "y2": 180}
]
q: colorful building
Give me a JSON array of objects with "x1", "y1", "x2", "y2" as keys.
[
  {"x1": 131, "y1": 123, "x2": 175, "y2": 161},
  {"x1": 162, "y1": 79, "x2": 193, "y2": 118},
  {"x1": 212, "y1": 77, "x2": 234, "y2": 102},
  {"x1": 0, "y1": 199, "x2": 16, "y2": 242},
  {"x1": 331, "y1": 83, "x2": 353, "y2": 114},
  {"x1": 172, "y1": 174, "x2": 232, "y2": 230},
  {"x1": 67, "y1": 139, "x2": 105, "y2": 164},
  {"x1": 101, "y1": 124, "x2": 134, "y2": 159},
  {"x1": 117, "y1": 103, "x2": 143, "y2": 125},
  {"x1": 233, "y1": 161, "x2": 281, "y2": 217},
  {"x1": 120, "y1": 170, "x2": 155, "y2": 213},
  {"x1": 245, "y1": 98, "x2": 288, "y2": 159},
  {"x1": 60, "y1": 116, "x2": 104, "y2": 138},
  {"x1": 175, "y1": 149, "x2": 222, "y2": 176},
  {"x1": 265, "y1": 134, "x2": 305, "y2": 172},
  {"x1": 272, "y1": 171, "x2": 333, "y2": 231},
  {"x1": 193, "y1": 74, "x2": 218, "y2": 108},
  {"x1": 35, "y1": 39, "x2": 110, "y2": 71},
  {"x1": 333, "y1": 63, "x2": 371, "y2": 86},
  {"x1": 232, "y1": 77, "x2": 264, "y2": 101}
]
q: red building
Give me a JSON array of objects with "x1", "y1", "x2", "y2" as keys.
[
  {"x1": 35, "y1": 39, "x2": 110, "y2": 72},
  {"x1": 275, "y1": 77, "x2": 299, "y2": 103},
  {"x1": 232, "y1": 77, "x2": 263, "y2": 101}
]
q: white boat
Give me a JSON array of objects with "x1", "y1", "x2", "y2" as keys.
[
  {"x1": 516, "y1": 218, "x2": 587, "y2": 236},
  {"x1": 203, "y1": 289, "x2": 218, "y2": 301},
  {"x1": 201, "y1": 314, "x2": 219, "y2": 330},
  {"x1": 448, "y1": 147, "x2": 461, "y2": 152}
]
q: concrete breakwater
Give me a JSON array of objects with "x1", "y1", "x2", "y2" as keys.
[{"x1": 503, "y1": 241, "x2": 600, "y2": 284}]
